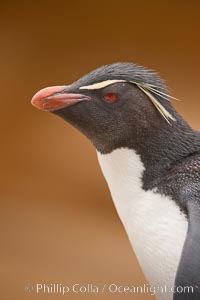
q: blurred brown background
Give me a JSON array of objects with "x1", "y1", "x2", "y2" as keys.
[{"x1": 1, "y1": 1, "x2": 200, "y2": 299}]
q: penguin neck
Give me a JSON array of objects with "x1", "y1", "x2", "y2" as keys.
[
  {"x1": 96, "y1": 113, "x2": 200, "y2": 189},
  {"x1": 131, "y1": 115, "x2": 200, "y2": 188}
]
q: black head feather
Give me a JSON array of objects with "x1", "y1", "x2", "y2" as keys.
[{"x1": 70, "y1": 62, "x2": 166, "y2": 92}]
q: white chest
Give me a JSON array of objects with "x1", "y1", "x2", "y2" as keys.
[{"x1": 97, "y1": 148, "x2": 188, "y2": 300}]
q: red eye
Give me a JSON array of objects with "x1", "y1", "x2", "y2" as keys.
[{"x1": 103, "y1": 93, "x2": 118, "y2": 103}]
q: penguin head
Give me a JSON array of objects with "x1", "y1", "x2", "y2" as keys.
[{"x1": 31, "y1": 63, "x2": 176, "y2": 154}]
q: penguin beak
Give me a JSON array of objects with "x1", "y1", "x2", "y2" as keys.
[{"x1": 31, "y1": 85, "x2": 91, "y2": 111}]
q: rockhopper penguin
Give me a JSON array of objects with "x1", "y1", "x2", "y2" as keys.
[{"x1": 31, "y1": 63, "x2": 200, "y2": 300}]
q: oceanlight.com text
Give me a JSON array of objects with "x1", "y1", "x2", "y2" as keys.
[{"x1": 25, "y1": 282, "x2": 194, "y2": 296}]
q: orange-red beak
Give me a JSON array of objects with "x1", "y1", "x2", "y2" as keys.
[{"x1": 31, "y1": 85, "x2": 91, "y2": 111}]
